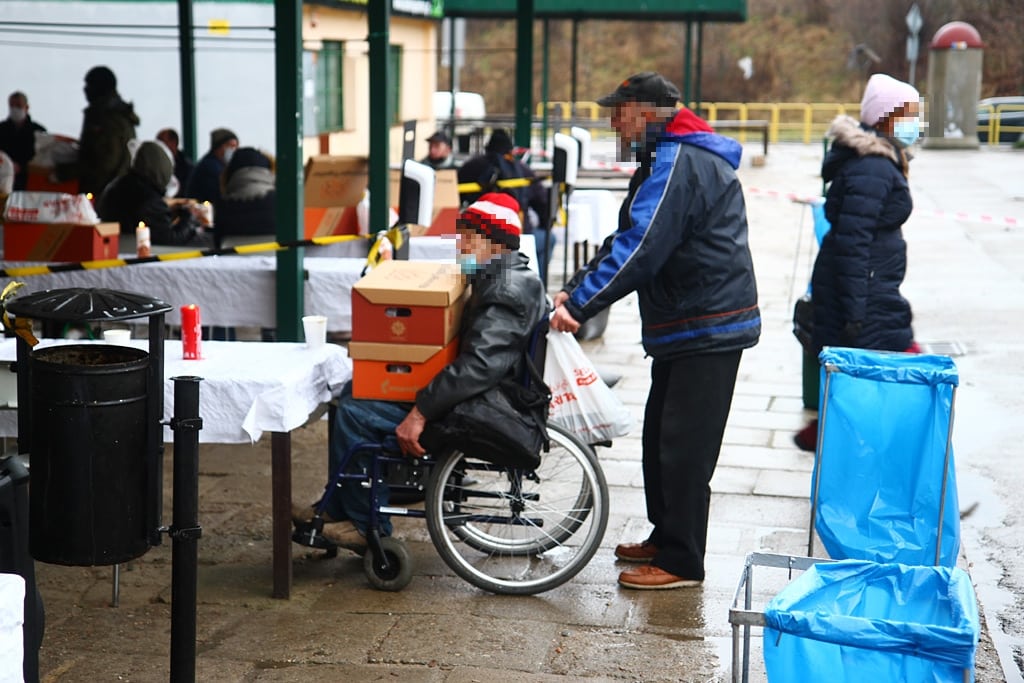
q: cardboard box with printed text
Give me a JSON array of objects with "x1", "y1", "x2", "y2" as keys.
[
  {"x1": 303, "y1": 155, "x2": 368, "y2": 238},
  {"x1": 348, "y1": 338, "x2": 459, "y2": 401},
  {"x1": 2, "y1": 221, "x2": 120, "y2": 262}
]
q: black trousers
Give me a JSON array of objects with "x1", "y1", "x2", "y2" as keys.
[{"x1": 642, "y1": 350, "x2": 742, "y2": 579}]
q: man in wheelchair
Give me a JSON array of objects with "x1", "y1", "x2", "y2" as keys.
[{"x1": 293, "y1": 192, "x2": 549, "y2": 553}]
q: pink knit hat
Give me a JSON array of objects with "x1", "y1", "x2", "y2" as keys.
[{"x1": 860, "y1": 73, "x2": 920, "y2": 126}]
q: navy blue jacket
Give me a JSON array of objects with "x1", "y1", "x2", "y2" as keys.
[
  {"x1": 563, "y1": 108, "x2": 760, "y2": 360},
  {"x1": 811, "y1": 116, "x2": 914, "y2": 352}
]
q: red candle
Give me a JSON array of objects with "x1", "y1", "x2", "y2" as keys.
[{"x1": 181, "y1": 304, "x2": 202, "y2": 360}]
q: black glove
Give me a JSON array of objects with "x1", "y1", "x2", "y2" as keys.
[{"x1": 840, "y1": 320, "x2": 862, "y2": 345}]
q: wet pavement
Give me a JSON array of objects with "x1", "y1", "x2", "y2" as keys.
[{"x1": 27, "y1": 141, "x2": 1023, "y2": 682}]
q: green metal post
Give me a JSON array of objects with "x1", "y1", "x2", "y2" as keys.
[
  {"x1": 176, "y1": 0, "x2": 197, "y2": 161},
  {"x1": 273, "y1": 0, "x2": 303, "y2": 342},
  {"x1": 695, "y1": 21, "x2": 704, "y2": 113},
  {"x1": 682, "y1": 20, "x2": 693, "y2": 107},
  {"x1": 514, "y1": 0, "x2": 534, "y2": 149},
  {"x1": 368, "y1": 1, "x2": 391, "y2": 233},
  {"x1": 541, "y1": 19, "x2": 550, "y2": 153}
]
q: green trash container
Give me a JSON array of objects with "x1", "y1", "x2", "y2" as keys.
[{"x1": 802, "y1": 348, "x2": 819, "y2": 410}]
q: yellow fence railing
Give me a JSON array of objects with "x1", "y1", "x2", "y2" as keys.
[{"x1": 536, "y1": 101, "x2": 1021, "y2": 146}]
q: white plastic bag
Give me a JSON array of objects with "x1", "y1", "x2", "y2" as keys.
[{"x1": 544, "y1": 331, "x2": 633, "y2": 443}]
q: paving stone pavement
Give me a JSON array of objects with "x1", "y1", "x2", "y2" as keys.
[{"x1": 30, "y1": 142, "x2": 1016, "y2": 682}]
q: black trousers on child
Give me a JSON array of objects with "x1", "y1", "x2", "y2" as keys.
[{"x1": 642, "y1": 349, "x2": 743, "y2": 580}]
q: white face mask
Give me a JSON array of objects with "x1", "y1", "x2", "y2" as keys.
[
  {"x1": 165, "y1": 175, "x2": 180, "y2": 198},
  {"x1": 223, "y1": 147, "x2": 236, "y2": 165},
  {"x1": 8, "y1": 107, "x2": 26, "y2": 124}
]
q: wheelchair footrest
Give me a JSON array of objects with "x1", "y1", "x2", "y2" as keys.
[{"x1": 291, "y1": 521, "x2": 339, "y2": 558}]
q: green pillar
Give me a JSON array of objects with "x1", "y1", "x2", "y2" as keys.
[
  {"x1": 368, "y1": 1, "x2": 390, "y2": 234},
  {"x1": 541, "y1": 19, "x2": 550, "y2": 153},
  {"x1": 682, "y1": 20, "x2": 693, "y2": 106},
  {"x1": 176, "y1": 0, "x2": 197, "y2": 161},
  {"x1": 274, "y1": 0, "x2": 303, "y2": 342},
  {"x1": 514, "y1": 0, "x2": 534, "y2": 148}
]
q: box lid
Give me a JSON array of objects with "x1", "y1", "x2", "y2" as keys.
[
  {"x1": 303, "y1": 155, "x2": 368, "y2": 208},
  {"x1": 348, "y1": 340, "x2": 456, "y2": 363},
  {"x1": 353, "y1": 260, "x2": 465, "y2": 306}
]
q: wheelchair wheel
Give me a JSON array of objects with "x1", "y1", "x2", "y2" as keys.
[
  {"x1": 363, "y1": 537, "x2": 413, "y2": 592},
  {"x1": 424, "y1": 423, "x2": 608, "y2": 595}
]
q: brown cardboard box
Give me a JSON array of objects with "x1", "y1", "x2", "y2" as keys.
[
  {"x1": 351, "y1": 260, "x2": 466, "y2": 345},
  {"x1": 25, "y1": 163, "x2": 79, "y2": 195},
  {"x1": 349, "y1": 338, "x2": 459, "y2": 401},
  {"x1": 303, "y1": 155, "x2": 368, "y2": 238},
  {"x1": 3, "y1": 221, "x2": 120, "y2": 262}
]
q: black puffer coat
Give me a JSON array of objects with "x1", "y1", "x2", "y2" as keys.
[{"x1": 811, "y1": 115, "x2": 914, "y2": 352}]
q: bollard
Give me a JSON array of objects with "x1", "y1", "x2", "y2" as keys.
[{"x1": 169, "y1": 376, "x2": 202, "y2": 683}]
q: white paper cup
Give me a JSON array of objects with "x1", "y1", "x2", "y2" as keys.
[
  {"x1": 302, "y1": 315, "x2": 327, "y2": 348},
  {"x1": 103, "y1": 329, "x2": 132, "y2": 345}
]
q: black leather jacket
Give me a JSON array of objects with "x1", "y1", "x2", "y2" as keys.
[{"x1": 416, "y1": 252, "x2": 548, "y2": 420}]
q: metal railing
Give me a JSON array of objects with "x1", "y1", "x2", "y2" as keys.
[{"x1": 536, "y1": 100, "x2": 1024, "y2": 146}]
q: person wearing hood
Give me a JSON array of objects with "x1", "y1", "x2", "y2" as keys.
[
  {"x1": 97, "y1": 140, "x2": 210, "y2": 247},
  {"x1": 550, "y1": 72, "x2": 760, "y2": 590},
  {"x1": 0, "y1": 91, "x2": 47, "y2": 190},
  {"x1": 64, "y1": 66, "x2": 139, "y2": 196},
  {"x1": 212, "y1": 146, "x2": 276, "y2": 247},
  {"x1": 186, "y1": 127, "x2": 238, "y2": 204},
  {"x1": 792, "y1": 73, "x2": 922, "y2": 452}
]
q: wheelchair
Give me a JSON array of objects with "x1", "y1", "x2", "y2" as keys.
[{"x1": 292, "y1": 421, "x2": 609, "y2": 595}]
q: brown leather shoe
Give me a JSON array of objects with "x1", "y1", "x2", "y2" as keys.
[
  {"x1": 291, "y1": 502, "x2": 337, "y2": 525},
  {"x1": 614, "y1": 540, "x2": 658, "y2": 562},
  {"x1": 321, "y1": 521, "x2": 368, "y2": 554},
  {"x1": 618, "y1": 565, "x2": 702, "y2": 590}
]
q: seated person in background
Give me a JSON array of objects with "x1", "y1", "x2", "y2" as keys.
[
  {"x1": 292, "y1": 193, "x2": 548, "y2": 551},
  {"x1": 212, "y1": 146, "x2": 275, "y2": 248},
  {"x1": 419, "y1": 130, "x2": 455, "y2": 170},
  {"x1": 97, "y1": 140, "x2": 212, "y2": 247},
  {"x1": 0, "y1": 91, "x2": 47, "y2": 190},
  {"x1": 458, "y1": 129, "x2": 554, "y2": 284},
  {"x1": 185, "y1": 127, "x2": 238, "y2": 204},
  {"x1": 156, "y1": 127, "x2": 193, "y2": 198}
]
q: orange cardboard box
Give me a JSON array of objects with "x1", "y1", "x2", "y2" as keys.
[
  {"x1": 349, "y1": 338, "x2": 459, "y2": 401},
  {"x1": 351, "y1": 260, "x2": 467, "y2": 345},
  {"x1": 25, "y1": 164, "x2": 79, "y2": 195},
  {"x1": 303, "y1": 155, "x2": 368, "y2": 238},
  {"x1": 3, "y1": 221, "x2": 120, "y2": 262}
]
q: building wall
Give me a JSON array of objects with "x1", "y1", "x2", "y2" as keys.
[{"x1": 0, "y1": 1, "x2": 437, "y2": 166}]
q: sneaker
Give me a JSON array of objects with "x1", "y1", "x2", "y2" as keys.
[
  {"x1": 614, "y1": 540, "x2": 658, "y2": 563},
  {"x1": 291, "y1": 502, "x2": 337, "y2": 525},
  {"x1": 618, "y1": 565, "x2": 702, "y2": 590},
  {"x1": 321, "y1": 521, "x2": 368, "y2": 553}
]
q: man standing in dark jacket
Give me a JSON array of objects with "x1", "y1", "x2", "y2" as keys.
[
  {"x1": 551, "y1": 72, "x2": 760, "y2": 589},
  {"x1": 293, "y1": 193, "x2": 548, "y2": 551},
  {"x1": 67, "y1": 66, "x2": 139, "y2": 196},
  {"x1": 0, "y1": 91, "x2": 47, "y2": 190}
]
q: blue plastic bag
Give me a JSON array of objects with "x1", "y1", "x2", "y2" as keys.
[
  {"x1": 811, "y1": 199, "x2": 831, "y2": 245},
  {"x1": 813, "y1": 348, "x2": 961, "y2": 566},
  {"x1": 763, "y1": 561, "x2": 979, "y2": 683}
]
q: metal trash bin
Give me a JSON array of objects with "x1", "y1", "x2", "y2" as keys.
[
  {"x1": 5, "y1": 288, "x2": 172, "y2": 567},
  {"x1": 29, "y1": 344, "x2": 151, "y2": 565}
]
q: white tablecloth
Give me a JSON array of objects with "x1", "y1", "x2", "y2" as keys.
[
  {"x1": 564, "y1": 189, "x2": 619, "y2": 245},
  {"x1": 0, "y1": 339, "x2": 352, "y2": 444},
  {"x1": 0, "y1": 574, "x2": 23, "y2": 683},
  {"x1": 0, "y1": 235, "x2": 536, "y2": 334}
]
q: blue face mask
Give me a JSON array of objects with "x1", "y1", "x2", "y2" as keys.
[
  {"x1": 456, "y1": 252, "x2": 480, "y2": 275},
  {"x1": 893, "y1": 118, "x2": 920, "y2": 147}
]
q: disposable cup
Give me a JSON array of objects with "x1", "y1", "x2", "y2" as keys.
[
  {"x1": 103, "y1": 329, "x2": 132, "y2": 345},
  {"x1": 302, "y1": 315, "x2": 328, "y2": 348}
]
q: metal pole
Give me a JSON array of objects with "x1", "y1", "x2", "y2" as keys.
[
  {"x1": 695, "y1": 21, "x2": 704, "y2": 113},
  {"x1": 169, "y1": 376, "x2": 203, "y2": 683},
  {"x1": 807, "y1": 365, "x2": 831, "y2": 557},
  {"x1": 570, "y1": 19, "x2": 578, "y2": 114},
  {"x1": 368, "y1": 1, "x2": 391, "y2": 234},
  {"x1": 514, "y1": 0, "x2": 534, "y2": 149},
  {"x1": 541, "y1": 19, "x2": 550, "y2": 153},
  {"x1": 936, "y1": 385, "x2": 957, "y2": 565},
  {"x1": 176, "y1": 0, "x2": 197, "y2": 162},
  {"x1": 273, "y1": 0, "x2": 304, "y2": 342},
  {"x1": 682, "y1": 21, "x2": 693, "y2": 107}
]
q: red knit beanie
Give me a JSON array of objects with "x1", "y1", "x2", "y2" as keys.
[{"x1": 458, "y1": 192, "x2": 523, "y2": 250}]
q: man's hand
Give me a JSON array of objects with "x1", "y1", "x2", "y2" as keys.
[
  {"x1": 552, "y1": 290, "x2": 569, "y2": 308},
  {"x1": 396, "y1": 405, "x2": 427, "y2": 457},
  {"x1": 550, "y1": 304, "x2": 581, "y2": 334}
]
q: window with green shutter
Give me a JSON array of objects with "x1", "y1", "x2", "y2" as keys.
[
  {"x1": 317, "y1": 41, "x2": 344, "y2": 132},
  {"x1": 388, "y1": 44, "x2": 402, "y2": 125}
]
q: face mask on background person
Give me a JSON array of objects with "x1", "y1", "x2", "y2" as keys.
[
  {"x1": 223, "y1": 147, "x2": 236, "y2": 165},
  {"x1": 893, "y1": 118, "x2": 921, "y2": 147},
  {"x1": 8, "y1": 107, "x2": 26, "y2": 124}
]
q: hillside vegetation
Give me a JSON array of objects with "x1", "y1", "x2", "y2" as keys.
[{"x1": 448, "y1": 0, "x2": 1023, "y2": 113}]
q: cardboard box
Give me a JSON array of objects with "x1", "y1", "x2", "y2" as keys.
[
  {"x1": 303, "y1": 155, "x2": 368, "y2": 238},
  {"x1": 389, "y1": 168, "x2": 461, "y2": 236},
  {"x1": 26, "y1": 163, "x2": 79, "y2": 195},
  {"x1": 351, "y1": 260, "x2": 467, "y2": 345},
  {"x1": 3, "y1": 221, "x2": 120, "y2": 262},
  {"x1": 349, "y1": 338, "x2": 459, "y2": 401}
]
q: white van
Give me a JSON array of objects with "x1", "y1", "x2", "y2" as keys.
[{"x1": 433, "y1": 91, "x2": 486, "y2": 135}]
